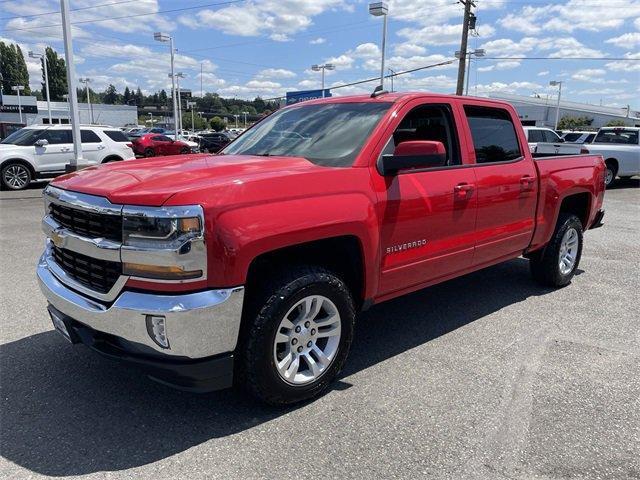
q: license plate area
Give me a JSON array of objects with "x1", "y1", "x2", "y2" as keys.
[{"x1": 48, "y1": 307, "x2": 79, "y2": 344}]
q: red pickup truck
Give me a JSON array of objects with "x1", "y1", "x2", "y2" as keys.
[{"x1": 37, "y1": 93, "x2": 605, "y2": 405}]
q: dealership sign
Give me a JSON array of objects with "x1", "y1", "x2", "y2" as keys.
[
  {"x1": 286, "y1": 89, "x2": 332, "y2": 105},
  {"x1": 0, "y1": 93, "x2": 38, "y2": 114}
]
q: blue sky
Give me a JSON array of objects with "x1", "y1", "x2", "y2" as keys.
[{"x1": 1, "y1": 0, "x2": 639, "y2": 108}]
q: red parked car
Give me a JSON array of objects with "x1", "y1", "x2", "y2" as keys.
[{"x1": 131, "y1": 133, "x2": 192, "y2": 157}]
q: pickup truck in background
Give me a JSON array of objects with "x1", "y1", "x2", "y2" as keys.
[
  {"x1": 37, "y1": 93, "x2": 606, "y2": 405},
  {"x1": 523, "y1": 126, "x2": 588, "y2": 157},
  {"x1": 584, "y1": 127, "x2": 640, "y2": 187}
]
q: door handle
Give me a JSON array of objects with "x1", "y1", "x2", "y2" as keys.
[
  {"x1": 454, "y1": 183, "x2": 474, "y2": 198},
  {"x1": 97, "y1": 145, "x2": 106, "y2": 150},
  {"x1": 520, "y1": 175, "x2": 535, "y2": 191}
]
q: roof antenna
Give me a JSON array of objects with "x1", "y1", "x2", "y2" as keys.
[{"x1": 371, "y1": 85, "x2": 388, "y2": 98}]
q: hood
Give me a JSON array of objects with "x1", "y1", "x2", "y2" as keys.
[{"x1": 50, "y1": 153, "x2": 322, "y2": 206}]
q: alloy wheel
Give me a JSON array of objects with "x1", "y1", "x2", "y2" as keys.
[
  {"x1": 558, "y1": 227, "x2": 579, "y2": 275},
  {"x1": 3, "y1": 165, "x2": 29, "y2": 189},
  {"x1": 272, "y1": 295, "x2": 342, "y2": 385}
]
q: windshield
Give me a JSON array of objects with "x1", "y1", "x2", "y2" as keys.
[
  {"x1": 222, "y1": 102, "x2": 392, "y2": 167},
  {"x1": 0, "y1": 128, "x2": 42, "y2": 146}
]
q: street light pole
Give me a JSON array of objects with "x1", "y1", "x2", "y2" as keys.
[
  {"x1": 29, "y1": 51, "x2": 52, "y2": 124},
  {"x1": 550, "y1": 80, "x2": 563, "y2": 130},
  {"x1": 242, "y1": 111, "x2": 249, "y2": 127},
  {"x1": 369, "y1": 2, "x2": 389, "y2": 90},
  {"x1": 79, "y1": 78, "x2": 93, "y2": 124},
  {"x1": 311, "y1": 63, "x2": 335, "y2": 97},
  {"x1": 187, "y1": 101, "x2": 196, "y2": 131},
  {"x1": 388, "y1": 68, "x2": 396, "y2": 92},
  {"x1": 60, "y1": 0, "x2": 83, "y2": 170},
  {"x1": 11, "y1": 86, "x2": 25, "y2": 124},
  {"x1": 155, "y1": 32, "x2": 178, "y2": 141}
]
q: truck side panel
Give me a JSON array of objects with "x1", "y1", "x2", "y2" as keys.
[{"x1": 529, "y1": 154, "x2": 605, "y2": 252}]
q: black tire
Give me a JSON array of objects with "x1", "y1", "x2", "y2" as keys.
[
  {"x1": 144, "y1": 148, "x2": 155, "y2": 157},
  {"x1": 180, "y1": 147, "x2": 190, "y2": 154},
  {"x1": 530, "y1": 213, "x2": 583, "y2": 288},
  {"x1": 604, "y1": 160, "x2": 617, "y2": 187},
  {"x1": 1, "y1": 161, "x2": 32, "y2": 191},
  {"x1": 237, "y1": 265, "x2": 356, "y2": 405}
]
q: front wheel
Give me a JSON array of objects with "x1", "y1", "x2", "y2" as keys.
[
  {"x1": 530, "y1": 213, "x2": 583, "y2": 288},
  {"x1": 144, "y1": 148, "x2": 155, "y2": 157},
  {"x1": 238, "y1": 266, "x2": 356, "y2": 405},
  {"x1": 180, "y1": 147, "x2": 190, "y2": 154},
  {"x1": 1, "y1": 162, "x2": 32, "y2": 190}
]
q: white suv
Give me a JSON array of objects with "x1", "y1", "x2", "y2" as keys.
[{"x1": 0, "y1": 125, "x2": 135, "y2": 190}]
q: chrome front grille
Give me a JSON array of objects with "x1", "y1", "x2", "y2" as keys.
[
  {"x1": 51, "y1": 245, "x2": 122, "y2": 294},
  {"x1": 49, "y1": 202, "x2": 122, "y2": 242}
]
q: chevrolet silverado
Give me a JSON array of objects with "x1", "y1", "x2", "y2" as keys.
[{"x1": 37, "y1": 93, "x2": 606, "y2": 405}]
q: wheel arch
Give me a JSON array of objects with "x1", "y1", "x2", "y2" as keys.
[
  {"x1": 245, "y1": 235, "x2": 367, "y2": 311},
  {"x1": 101, "y1": 154, "x2": 123, "y2": 163},
  {"x1": 1, "y1": 157, "x2": 37, "y2": 177},
  {"x1": 558, "y1": 192, "x2": 591, "y2": 230}
]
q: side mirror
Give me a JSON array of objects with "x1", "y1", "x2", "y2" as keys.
[
  {"x1": 379, "y1": 140, "x2": 447, "y2": 176},
  {"x1": 34, "y1": 139, "x2": 49, "y2": 147}
]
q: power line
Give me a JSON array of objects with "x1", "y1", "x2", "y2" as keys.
[
  {"x1": 2, "y1": 0, "x2": 248, "y2": 32},
  {"x1": 483, "y1": 56, "x2": 640, "y2": 60},
  {"x1": 263, "y1": 59, "x2": 457, "y2": 100},
  {"x1": 0, "y1": 0, "x2": 142, "y2": 21}
]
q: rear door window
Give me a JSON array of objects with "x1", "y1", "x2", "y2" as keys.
[
  {"x1": 543, "y1": 130, "x2": 561, "y2": 143},
  {"x1": 527, "y1": 129, "x2": 544, "y2": 143},
  {"x1": 464, "y1": 106, "x2": 522, "y2": 163},
  {"x1": 104, "y1": 130, "x2": 129, "y2": 142},
  {"x1": 80, "y1": 130, "x2": 102, "y2": 143}
]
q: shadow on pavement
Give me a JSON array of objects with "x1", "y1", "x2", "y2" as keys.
[
  {"x1": 1, "y1": 258, "x2": 552, "y2": 476},
  {"x1": 608, "y1": 177, "x2": 639, "y2": 190}
]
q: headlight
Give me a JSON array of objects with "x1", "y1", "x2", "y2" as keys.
[
  {"x1": 121, "y1": 205, "x2": 206, "y2": 282},
  {"x1": 123, "y1": 215, "x2": 201, "y2": 249}
]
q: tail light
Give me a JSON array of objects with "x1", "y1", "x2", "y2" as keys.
[{"x1": 126, "y1": 143, "x2": 133, "y2": 148}]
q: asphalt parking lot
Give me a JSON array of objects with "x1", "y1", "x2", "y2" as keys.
[{"x1": 1, "y1": 180, "x2": 639, "y2": 480}]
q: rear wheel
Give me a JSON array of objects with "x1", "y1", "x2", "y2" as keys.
[
  {"x1": 180, "y1": 147, "x2": 190, "y2": 154},
  {"x1": 1, "y1": 162, "x2": 32, "y2": 190},
  {"x1": 144, "y1": 148, "x2": 154, "y2": 157},
  {"x1": 238, "y1": 265, "x2": 356, "y2": 405},
  {"x1": 530, "y1": 213, "x2": 583, "y2": 288},
  {"x1": 604, "y1": 161, "x2": 617, "y2": 187}
]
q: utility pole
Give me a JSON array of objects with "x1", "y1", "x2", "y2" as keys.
[
  {"x1": 60, "y1": 0, "x2": 84, "y2": 170},
  {"x1": 456, "y1": 0, "x2": 474, "y2": 96}
]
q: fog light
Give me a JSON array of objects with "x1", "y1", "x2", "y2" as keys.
[{"x1": 146, "y1": 315, "x2": 169, "y2": 349}]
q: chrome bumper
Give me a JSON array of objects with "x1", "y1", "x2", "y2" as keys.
[{"x1": 37, "y1": 251, "x2": 244, "y2": 359}]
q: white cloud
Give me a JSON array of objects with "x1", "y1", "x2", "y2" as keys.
[
  {"x1": 605, "y1": 52, "x2": 640, "y2": 72},
  {"x1": 398, "y1": 23, "x2": 495, "y2": 46},
  {"x1": 353, "y1": 43, "x2": 380, "y2": 59},
  {"x1": 538, "y1": 70, "x2": 550, "y2": 76},
  {"x1": 310, "y1": 37, "x2": 326, "y2": 45},
  {"x1": 258, "y1": 68, "x2": 297, "y2": 79},
  {"x1": 605, "y1": 32, "x2": 640, "y2": 49},
  {"x1": 571, "y1": 68, "x2": 606, "y2": 82},
  {"x1": 393, "y1": 43, "x2": 427, "y2": 57}
]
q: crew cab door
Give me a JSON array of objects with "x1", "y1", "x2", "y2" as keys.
[
  {"x1": 373, "y1": 101, "x2": 478, "y2": 298},
  {"x1": 461, "y1": 104, "x2": 538, "y2": 266},
  {"x1": 79, "y1": 129, "x2": 105, "y2": 165},
  {"x1": 35, "y1": 129, "x2": 73, "y2": 172}
]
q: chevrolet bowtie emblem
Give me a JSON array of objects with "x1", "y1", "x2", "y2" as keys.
[{"x1": 50, "y1": 230, "x2": 64, "y2": 247}]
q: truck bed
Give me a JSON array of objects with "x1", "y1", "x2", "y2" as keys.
[{"x1": 528, "y1": 154, "x2": 606, "y2": 251}]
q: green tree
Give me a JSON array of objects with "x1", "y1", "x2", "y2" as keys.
[
  {"x1": 158, "y1": 89, "x2": 168, "y2": 104},
  {"x1": 209, "y1": 116, "x2": 226, "y2": 131},
  {"x1": 103, "y1": 84, "x2": 119, "y2": 104},
  {"x1": 605, "y1": 119, "x2": 626, "y2": 127},
  {"x1": 14, "y1": 45, "x2": 31, "y2": 95},
  {"x1": 44, "y1": 47, "x2": 67, "y2": 101},
  {"x1": 123, "y1": 86, "x2": 131, "y2": 104},
  {"x1": 135, "y1": 87, "x2": 143, "y2": 105},
  {"x1": 183, "y1": 113, "x2": 207, "y2": 130},
  {"x1": 0, "y1": 42, "x2": 22, "y2": 94},
  {"x1": 557, "y1": 115, "x2": 594, "y2": 130}
]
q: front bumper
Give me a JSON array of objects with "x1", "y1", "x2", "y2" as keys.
[{"x1": 37, "y1": 252, "x2": 244, "y2": 391}]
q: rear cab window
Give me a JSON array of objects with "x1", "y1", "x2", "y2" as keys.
[
  {"x1": 593, "y1": 129, "x2": 639, "y2": 145},
  {"x1": 464, "y1": 106, "x2": 522, "y2": 164}
]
